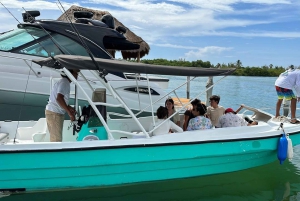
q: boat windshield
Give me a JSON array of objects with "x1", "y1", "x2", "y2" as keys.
[
  {"x1": 0, "y1": 27, "x2": 48, "y2": 51},
  {"x1": 0, "y1": 27, "x2": 89, "y2": 57}
]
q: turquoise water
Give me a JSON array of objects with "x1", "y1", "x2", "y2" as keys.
[{"x1": 3, "y1": 76, "x2": 300, "y2": 201}]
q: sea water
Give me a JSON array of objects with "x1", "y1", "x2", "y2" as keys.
[{"x1": 4, "y1": 76, "x2": 300, "y2": 201}]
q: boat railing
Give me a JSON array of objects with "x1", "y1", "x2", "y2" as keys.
[
  {"x1": 149, "y1": 75, "x2": 230, "y2": 133},
  {"x1": 3, "y1": 53, "x2": 232, "y2": 139},
  {"x1": 64, "y1": 68, "x2": 151, "y2": 139},
  {"x1": 96, "y1": 70, "x2": 231, "y2": 136},
  {"x1": 133, "y1": 76, "x2": 198, "y2": 117}
]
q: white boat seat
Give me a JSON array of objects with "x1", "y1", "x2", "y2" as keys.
[
  {"x1": 0, "y1": 133, "x2": 8, "y2": 141},
  {"x1": 131, "y1": 131, "x2": 147, "y2": 139},
  {"x1": 17, "y1": 118, "x2": 47, "y2": 142}
]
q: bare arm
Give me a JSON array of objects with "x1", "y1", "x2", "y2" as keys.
[
  {"x1": 170, "y1": 121, "x2": 183, "y2": 133},
  {"x1": 235, "y1": 104, "x2": 244, "y2": 114},
  {"x1": 56, "y1": 93, "x2": 75, "y2": 121},
  {"x1": 183, "y1": 114, "x2": 189, "y2": 131}
]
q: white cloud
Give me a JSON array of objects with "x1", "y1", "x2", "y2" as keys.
[
  {"x1": 184, "y1": 46, "x2": 233, "y2": 59},
  {"x1": 168, "y1": 0, "x2": 291, "y2": 11},
  {"x1": 87, "y1": 0, "x2": 185, "y2": 14},
  {"x1": 0, "y1": 0, "x2": 74, "y2": 10},
  {"x1": 180, "y1": 30, "x2": 300, "y2": 38},
  {"x1": 0, "y1": 0, "x2": 297, "y2": 49},
  {"x1": 155, "y1": 43, "x2": 199, "y2": 50}
]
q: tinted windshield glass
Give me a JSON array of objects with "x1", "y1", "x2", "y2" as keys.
[
  {"x1": 0, "y1": 28, "x2": 49, "y2": 51},
  {"x1": 18, "y1": 34, "x2": 89, "y2": 57},
  {"x1": 0, "y1": 27, "x2": 89, "y2": 57}
]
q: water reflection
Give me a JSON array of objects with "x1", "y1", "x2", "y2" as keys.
[{"x1": 3, "y1": 147, "x2": 300, "y2": 201}]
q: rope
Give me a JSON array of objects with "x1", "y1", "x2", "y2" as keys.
[{"x1": 14, "y1": 67, "x2": 31, "y2": 143}]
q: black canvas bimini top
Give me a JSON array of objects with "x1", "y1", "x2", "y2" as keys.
[{"x1": 33, "y1": 55, "x2": 236, "y2": 77}]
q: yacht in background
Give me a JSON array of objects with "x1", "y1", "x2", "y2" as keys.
[{"x1": 0, "y1": 11, "x2": 167, "y2": 121}]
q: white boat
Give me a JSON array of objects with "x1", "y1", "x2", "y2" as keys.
[
  {"x1": 0, "y1": 10, "x2": 168, "y2": 121},
  {"x1": 0, "y1": 54, "x2": 299, "y2": 194}
]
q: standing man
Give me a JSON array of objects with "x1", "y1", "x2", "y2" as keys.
[
  {"x1": 275, "y1": 69, "x2": 300, "y2": 124},
  {"x1": 45, "y1": 69, "x2": 80, "y2": 142}
]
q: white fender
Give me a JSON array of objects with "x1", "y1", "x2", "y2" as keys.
[{"x1": 287, "y1": 136, "x2": 293, "y2": 160}]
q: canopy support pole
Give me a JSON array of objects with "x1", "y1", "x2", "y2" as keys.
[
  {"x1": 187, "y1": 76, "x2": 190, "y2": 99},
  {"x1": 206, "y1": 76, "x2": 213, "y2": 105}
]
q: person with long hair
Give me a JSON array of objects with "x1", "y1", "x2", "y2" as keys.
[{"x1": 165, "y1": 98, "x2": 180, "y2": 126}]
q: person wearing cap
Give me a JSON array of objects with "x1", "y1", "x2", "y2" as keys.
[
  {"x1": 45, "y1": 69, "x2": 80, "y2": 142},
  {"x1": 216, "y1": 108, "x2": 248, "y2": 128},
  {"x1": 206, "y1": 95, "x2": 225, "y2": 127},
  {"x1": 187, "y1": 103, "x2": 213, "y2": 131},
  {"x1": 275, "y1": 68, "x2": 300, "y2": 124}
]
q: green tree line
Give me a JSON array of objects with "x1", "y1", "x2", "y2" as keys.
[{"x1": 139, "y1": 58, "x2": 297, "y2": 77}]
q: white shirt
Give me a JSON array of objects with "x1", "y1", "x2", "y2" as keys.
[
  {"x1": 46, "y1": 77, "x2": 70, "y2": 114},
  {"x1": 275, "y1": 69, "x2": 300, "y2": 96},
  {"x1": 216, "y1": 113, "x2": 248, "y2": 128},
  {"x1": 149, "y1": 119, "x2": 183, "y2": 136}
]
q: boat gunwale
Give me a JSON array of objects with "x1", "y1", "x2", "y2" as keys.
[{"x1": 0, "y1": 131, "x2": 296, "y2": 153}]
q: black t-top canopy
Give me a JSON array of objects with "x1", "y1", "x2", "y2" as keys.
[{"x1": 33, "y1": 55, "x2": 236, "y2": 77}]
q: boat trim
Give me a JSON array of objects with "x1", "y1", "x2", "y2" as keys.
[{"x1": 0, "y1": 132, "x2": 292, "y2": 153}]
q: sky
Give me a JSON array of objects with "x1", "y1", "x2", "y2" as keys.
[{"x1": 0, "y1": 0, "x2": 299, "y2": 67}]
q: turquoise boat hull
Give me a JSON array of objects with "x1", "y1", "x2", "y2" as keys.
[{"x1": 1, "y1": 132, "x2": 300, "y2": 192}]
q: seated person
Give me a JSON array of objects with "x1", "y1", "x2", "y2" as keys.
[
  {"x1": 149, "y1": 106, "x2": 183, "y2": 136},
  {"x1": 187, "y1": 103, "x2": 213, "y2": 131},
  {"x1": 183, "y1": 98, "x2": 201, "y2": 131},
  {"x1": 165, "y1": 98, "x2": 180, "y2": 126},
  {"x1": 206, "y1": 95, "x2": 225, "y2": 127},
  {"x1": 216, "y1": 108, "x2": 248, "y2": 128}
]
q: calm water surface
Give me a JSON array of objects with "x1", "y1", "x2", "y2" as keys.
[{"x1": 4, "y1": 76, "x2": 300, "y2": 201}]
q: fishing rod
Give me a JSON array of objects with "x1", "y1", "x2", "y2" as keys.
[{"x1": 56, "y1": 0, "x2": 108, "y2": 82}]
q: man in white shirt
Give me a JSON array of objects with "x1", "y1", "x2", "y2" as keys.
[
  {"x1": 45, "y1": 69, "x2": 80, "y2": 142},
  {"x1": 275, "y1": 69, "x2": 300, "y2": 124}
]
